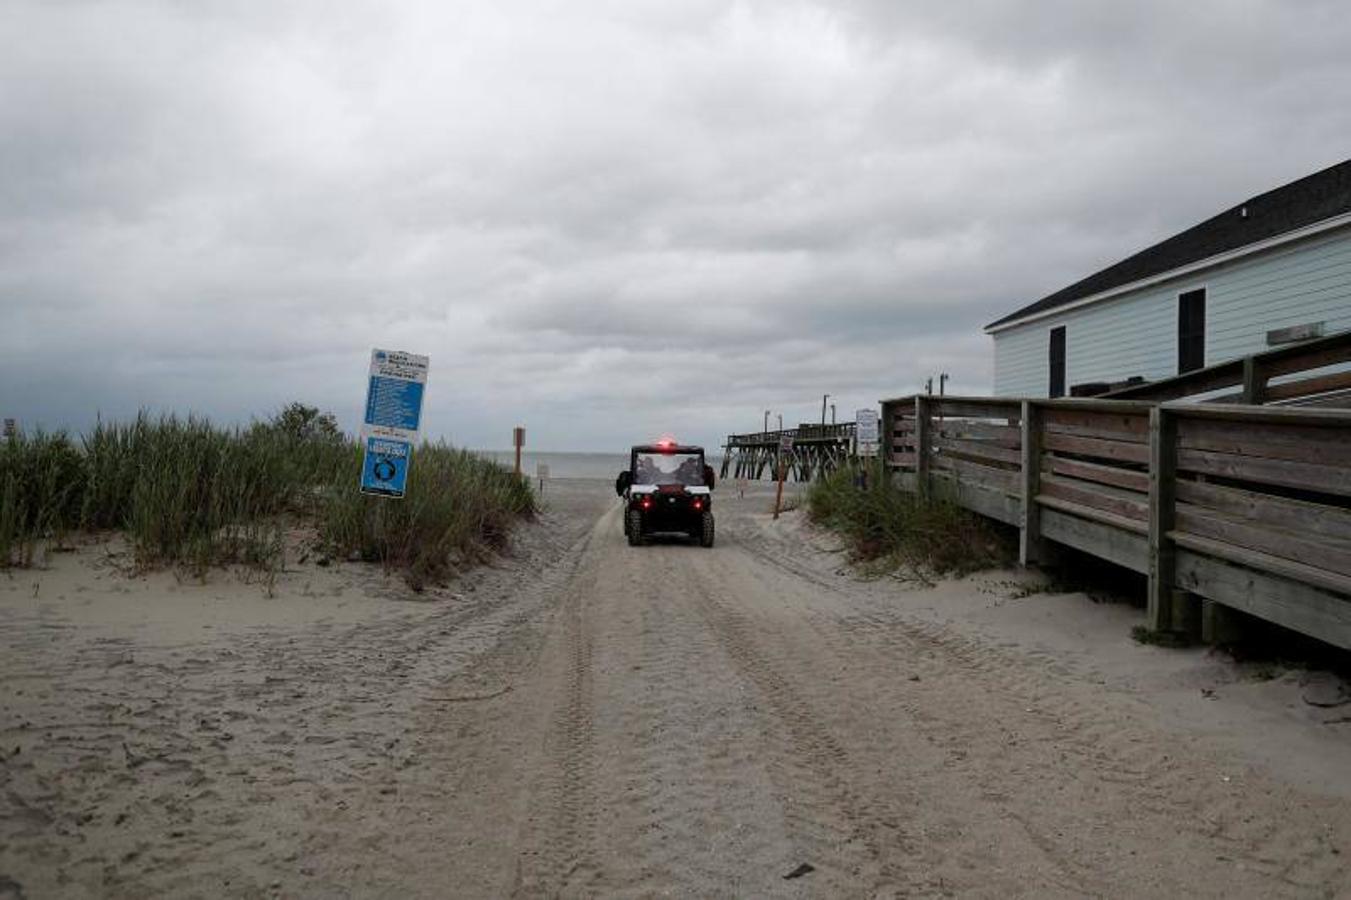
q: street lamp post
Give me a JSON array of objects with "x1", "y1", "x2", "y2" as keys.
[{"x1": 821, "y1": 394, "x2": 830, "y2": 426}]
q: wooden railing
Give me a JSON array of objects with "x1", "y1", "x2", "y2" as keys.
[
  {"x1": 1099, "y1": 329, "x2": 1351, "y2": 405},
  {"x1": 880, "y1": 395, "x2": 1351, "y2": 649}
]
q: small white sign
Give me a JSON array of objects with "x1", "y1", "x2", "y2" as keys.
[
  {"x1": 778, "y1": 434, "x2": 794, "y2": 452},
  {"x1": 536, "y1": 463, "x2": 550, "y2": 479},
  {"x1": 855, "y1": 408, "x2": 879, "y2": 444}
]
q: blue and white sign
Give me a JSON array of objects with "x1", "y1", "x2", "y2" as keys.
[
  {"x1": 360, "y1": 348, "x2": 427, "y2": 500},
  {"x1": 363, "y1": 349, "x2": 429, "y2": 440},
  {"x1": 360, "y1": 435, "x2": 412, "y2": 498}
]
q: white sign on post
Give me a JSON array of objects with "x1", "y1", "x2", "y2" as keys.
[
  {"x1": 856, "y1": 408, "x2": 879, "y2": 456},
  {"x1": 360, "y1": 349, "x2": 429, "y2": 499}
]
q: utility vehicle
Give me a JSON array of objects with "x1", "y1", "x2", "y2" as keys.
[{"x1": 614, "y1": 441, "x2": 715, "y2": 547}]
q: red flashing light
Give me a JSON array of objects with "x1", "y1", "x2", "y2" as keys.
[
  {"x1": 655, "y1": 437, "x2": 677, "y2": 451},
  {"x1": 692, "y1": 499, "x2": 703, "y2": 511}
]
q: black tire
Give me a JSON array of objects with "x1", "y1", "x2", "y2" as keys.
[
  {"x1": 627, "y1": 509, "x2": 644, "y2": 546},
  {"x1": 699, "y1": 511, "x2": 715, "y2": 548}
]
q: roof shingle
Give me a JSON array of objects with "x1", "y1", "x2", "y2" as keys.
[{"x1": 986, "y1": 158, "x2": 1351, "y2": 331}]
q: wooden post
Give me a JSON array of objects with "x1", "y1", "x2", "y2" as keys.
[
  {"x1": 880, "y1": 400, "x2": 895, "y2": 469},
  {"x1": 914, "y1": 395, "x2": 931, "y2": 497},
  {"x1": 1147, "y1": 406, "x2": 1178, "y2": 632},
  {"x1": 513, "y1": 426, "x2": 525, "y2": 476},
  {"x1": 773, "y1": 460, "x2": 786, "y2": 519},
  {"x1": 1018, "y1": 400, "x2": 1043, "y2": 566},
  {"x1": 1241, "y1": 356, "x2": 1265, "y2": 404},
  {"x1": 1201, "y1": 599, "x2": 1246, "y2": 645}
]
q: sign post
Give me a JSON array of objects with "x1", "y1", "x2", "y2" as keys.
[
  {"x1": 360, "y1": 349, "x2": 429, "y2": 499},
  {"x1": 513, "y1": 427, "x2": 526, "y2": 476},
  {"x1": 773, "y1": 433, "x2": 794, "y2": 520}
]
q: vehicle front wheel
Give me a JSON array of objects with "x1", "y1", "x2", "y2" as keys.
[
  {"x1": 627, "y1": 509, "x2": 644, "y2": 546},
  {"x1": 699, "y1": 511, "x2": 715, "y2": 548}
]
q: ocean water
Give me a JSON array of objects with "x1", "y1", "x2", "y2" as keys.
[{"x1": 475, "y1": 450, "x2": 725, "y2": 480}]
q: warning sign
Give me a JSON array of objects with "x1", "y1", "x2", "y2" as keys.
[
  {"x1": 364, "y1": 349, "x2": 428, "y2": 440},
  {"x1": 359, "y1": 348, "x2": 426, "y2": 499},
  {"x1": 360, "y1": 435, "x2": 412, "y2": 498}
]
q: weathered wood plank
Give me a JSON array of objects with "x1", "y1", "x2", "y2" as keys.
[
  {"x1": 1039, "y1": 506, "x2": 1149, "y2": 573},
  {"x1": 1043, "y1": 431, "x2": 1151, "y2": 464},
  {"x1": 1174, "y1": 550, "x2": 1351, "y2": 650},
  {"x1": 1175, "y1": 506, "x2": 1351, "y2": 579},
  {"x1": 932, "y1": 454, "x2": 1019, "y2": 494},
  {"x1": 1175, "y1": 479, "x2": 1351, "y2": 543},
  {"x1": 1261, "y1": 332, "x2": 1351, "y2": 378},
  {"x1": 1040, "y1": 474, "x2": 1149, "y2": 522},
  {"x1": 1104, "y1": 362, "x2": 1244, "y2": 401},
  {"x1": 890, "y1": 451, "x2": 917, "y2": 469},
  {"x1": 933, "y1": 436, "x2": 1023, "y2": 466},
  {"x1": 1175, "y1": 417, "x2": 1351, "y2": 467},
  {"x1": 1176, "y1": 447, "x2": 1351, "y2": 497},
  {"x1": 1043, "y1": 456, "x2": 1150, "y2": 493},
  {"x1": 1041, "y1": 407, "x2": 1150, "y2": 443},
  {"x1": 929, "y1": 400, "x2": 1023, "y2": 419},
  {"x1": 934, "y1": 473, "x2": 1022, "y2": 526},
  {"x1": 1263, "y1": 370, "x2": 1351, "y2": 402},
  {"x1": 1038, "y1": 399, "x2": 1157, "y2": 415},
  {"x1": 936, "y1": 421, "x2": 1021, "y2": 447},
  {"x1": 1163, "y1": 402, "x2": 1351, "y2": 427},
  {"x1": 1171, "y1": 532, "x2": 1351, "y2": 599},
  {"x1": 1036, "y1": 494, "x2": 1149, "y2": 535}
]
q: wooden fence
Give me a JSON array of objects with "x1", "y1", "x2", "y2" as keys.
[{"x1": 880, "y1": 395, "x2": 1351, "y2": 650}]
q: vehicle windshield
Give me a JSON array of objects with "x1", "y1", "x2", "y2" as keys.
[{"x1": 633, "y1": 451, "x2": 704, "y2": 486}]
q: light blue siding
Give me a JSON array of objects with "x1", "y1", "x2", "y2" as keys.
[{"x1": 993, "y1": 224, "x2": 1351, "y2": 397}]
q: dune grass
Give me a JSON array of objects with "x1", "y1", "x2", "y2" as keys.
[
  {"x1": 0, "y1": 404, "x2": 535, "y2": 587},
  {"x1": 807, "y1": 461, "x2": 1013, "y2": 578},
  {"x1": 319, "y1": 442, "x2": 536, "y2": 590}
]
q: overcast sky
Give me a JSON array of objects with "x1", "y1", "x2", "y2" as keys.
[{"x1": 3, "y1": 0, "x2": 1349, "y2": 450}]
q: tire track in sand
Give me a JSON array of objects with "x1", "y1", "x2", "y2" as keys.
[
  {"x1": 727, "y1": 508, "x2": 1351, "y2": 896},
  {"x1": 509, "y1": 508, "x2": 611, "y2": 897}
]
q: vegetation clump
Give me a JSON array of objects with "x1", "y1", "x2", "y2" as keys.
[
  {"x1": 0, "y1": 403, "x2": 534, "y2": 587},
  {"x1": 807, "y1": 462, "x2": 1014, "y2": 579}
]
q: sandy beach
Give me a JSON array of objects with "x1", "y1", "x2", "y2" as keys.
[{"x1": 2, "y1": 479, "x2": 1349, "y2": 898}]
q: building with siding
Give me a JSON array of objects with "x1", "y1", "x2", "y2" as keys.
[{"x1": 986, "y1": 159, "x2": 1351, "y2": 397}]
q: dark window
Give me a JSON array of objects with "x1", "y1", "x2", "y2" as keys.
[
  {"x1": 1178, "y1": 288, "x2": 1206, "y2": 373},
  {"x1": 1048, "y1": 326, "x2": 1066, "y2": 398}
]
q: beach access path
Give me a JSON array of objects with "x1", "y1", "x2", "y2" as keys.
[{"x1": 2, "y1": 480, "x2": 1349, "y2": 898}]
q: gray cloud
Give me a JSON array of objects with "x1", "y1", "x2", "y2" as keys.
[{"x1": 3, "y1": 0, "x2": 1349, "y2": 450}]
